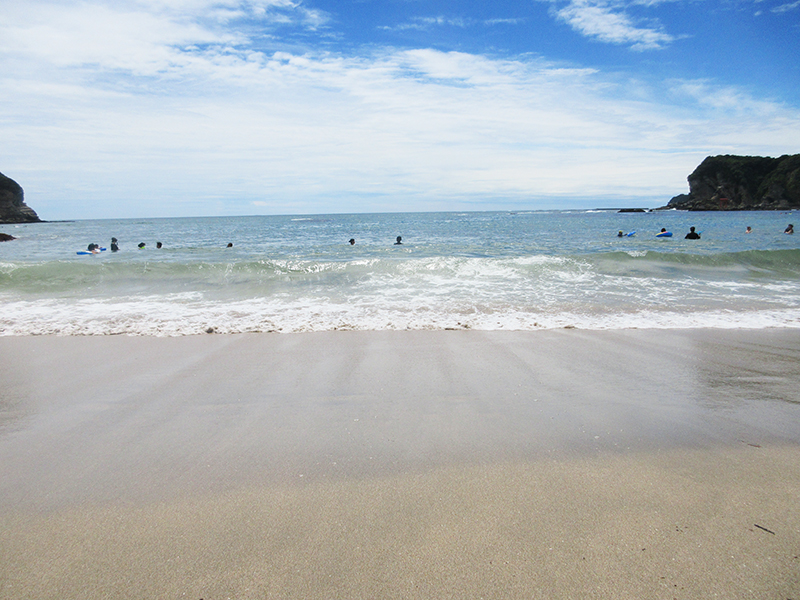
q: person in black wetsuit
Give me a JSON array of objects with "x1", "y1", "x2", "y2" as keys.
[
  {"x1": 685, "y1": 226, "x2": 700, "y2": 240},
  {"x1": 111, "y1": 237, "x2": 119, "y2": 252}
]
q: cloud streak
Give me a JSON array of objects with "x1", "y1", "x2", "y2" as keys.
[
  {"x1": 771, "y1": 0, "x2": 800, "y2": 12},
  {"x1": 554, "y1": 0, "x2": 675, "y2": 49}
]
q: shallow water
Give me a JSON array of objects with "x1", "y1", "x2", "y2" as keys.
[{"x1": 1, "y1": 209, "x2": 799, "y2": 334}]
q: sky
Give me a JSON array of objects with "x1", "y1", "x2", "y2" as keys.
[{"x1": 1, "y1": 0, "x2": 799, "y2": 219}]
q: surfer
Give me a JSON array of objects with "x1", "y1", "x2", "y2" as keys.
[
  {"x1": 394, "y1": 236, "x2": 403, "y2": 245},
  {"x1": 138, "y1": 242, "x2": 146, "y2": 249},
  {"x1": 684, "y1": 226, "x2": 701, "y2": 240},
  {"x1": 617, "y1": 231, "x2": 624, "y2": 237},
  {"x1": 111, "y1": 237, "x2": 119, "y2": 252},
  {"x1": 785, "y1": 224, "x2": 794, "y2": 234}
]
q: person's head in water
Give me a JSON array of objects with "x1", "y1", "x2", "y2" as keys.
[
  {"x1": 156, "y1": 241, "x2": 162, "y2": 249},
  {"x1": 617, "y1": 231, "x2": 623, "y2": 237},
  {"x1": 349, "y1": 238, "x2": 355, "y2": 245},
  {"x1": 227, "y1": 242, "x2": 233, "y2": 248},
  {"x1": 746, "y1": 226, "x2": 752, "y2": 233},
  {"x1": 395, "y1": 236, "x2": 402, "y2": 245},
  {"x1": 786, "y1": 224, "x2": 794, "y2": 234},
  {"x1": 660, "y1": 228, "x2": 667, "y2": 233},
  {"x1": 138, "y1": 242, "x2": 145, "y2": 249}
]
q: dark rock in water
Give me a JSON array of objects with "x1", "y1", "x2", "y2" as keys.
[
  {"x1": 0, "y1": 172, "x2": 41, "y2": 224},
  {"x1": 0, "y1": 232, "x2": 17, "y2": 241},
  {"x1": 660, "y1": 154, "x2": 800, "y2": 211},
  {"x1": 617, "y1": 208, "x2": 647, "y2": 213}
]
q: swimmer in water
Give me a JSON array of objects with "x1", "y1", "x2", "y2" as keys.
[
  {"x1": 684, "y1": 226, "x2": 700, "y2": 240},
  {"x1": 349, "y1": 238, "x2": 355, "y2": 245},
  {"x1": 394, "y1": 236, "x2": 402, "y2": 245}
]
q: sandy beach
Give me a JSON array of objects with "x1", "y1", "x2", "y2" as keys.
[{"x1": 1, "y1": 329, "x2": 799, "y2": 599}]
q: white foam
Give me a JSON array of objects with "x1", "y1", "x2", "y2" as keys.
[{"x1": 2, "y1": 292, "x2": 800, "y2": 336}]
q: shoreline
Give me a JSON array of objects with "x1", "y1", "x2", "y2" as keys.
[{"x1": 1, "y1": 328, "x2": 799, "y2": 598}]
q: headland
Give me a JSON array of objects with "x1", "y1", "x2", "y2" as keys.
[
  {"x1": 0, "y1": 172, "x2": 41, "y2": 224},
  {"x1": 662, "y1": 154, "x2": 800, "y2": 211}
]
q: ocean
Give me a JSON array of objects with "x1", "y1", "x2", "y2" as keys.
[{"x1": 1, "y1": 209, "x2": 799, "y2": 335}]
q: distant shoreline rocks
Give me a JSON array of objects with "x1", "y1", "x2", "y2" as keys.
[
  {"x1": 0, "y1": 172, "x2": 41, "y2": 224},
  {"x1": 660, "y1": 154, "x2": 800, "y2": 211}
]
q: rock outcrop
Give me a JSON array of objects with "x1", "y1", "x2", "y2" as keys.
[
  {"x1": 0, "y1": 172, "x2": 41, "y2": 223},
  {"x1": 661, "y1": 154, "x2": 800, "y2": 211}
]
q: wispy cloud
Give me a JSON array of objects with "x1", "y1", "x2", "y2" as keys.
[
  {"x1": 382, "y1": 15, "x2": 526, "y2": 32},
  {"x1": 771, "y1": 0, "x2": 800, "y2": 12},
  {"x1": 381, "y1": 15, "x2": 471, "y2": 32},
  {"x1": 484, "y1": 18, "x2": 525, "y2": 26},
  {"x1": 554, "y1": 0, "x2": 675, "y2": 49}
]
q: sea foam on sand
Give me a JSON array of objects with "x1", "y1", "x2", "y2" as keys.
[{"x1": 1, "y1": 329, "x2": 799, "y2": 599}]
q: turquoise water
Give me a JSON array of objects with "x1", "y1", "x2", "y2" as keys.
[{"x1": 1, "y1": 210, "x2": 799, "y2": 335}]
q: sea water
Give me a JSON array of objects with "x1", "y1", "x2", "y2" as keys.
[{"x1": 1, "y1": 210, "x2": 799, "y2": 335}]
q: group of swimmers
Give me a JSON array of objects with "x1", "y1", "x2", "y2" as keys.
[
  {"x1": 93, "y1": 224, "x2": 797, "y2": 253},
  {"x1": 616, "y1": 224, "x2": 795, "y2": 239},
  {"x1": 87, "y1": 239, "x2": 163, "y2": 252},
  {"x1": 348, "y1": 236, "x2": 403, "y2": 245},
  {"x1": 91, "y1": 239, "x2": 237, "y2": 252},
  {"x1": 95, "y1": 237, "x2": 400, "y2": 251},
  {"x1": 93, "y1": 223, "x2": 795, "y2": 254}
]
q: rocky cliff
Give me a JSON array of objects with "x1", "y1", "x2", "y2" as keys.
[
  {"x1": 0, "y1": 172, "x2": 41, "y2": 223},
  {"x1": 662, "y1": 154, "x2": 800, "y2": 211}
]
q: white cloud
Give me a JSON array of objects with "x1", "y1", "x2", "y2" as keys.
[
  {"x1": 1, "y1": 0, "x2": 798, "y2": 218},
  {"x1": 383, "y1": 15, "x2": 526, "y2": 32},
  {"x1": 484, "y1": 18, "x2": 525, "y2": 26},
  {"x1": 382, "y1": 15, "x2": 472, "y2": 32},
  {"x1": 555, "y1": 0, "x2": 675, "y2": 50},
  {"x1": 771, "y1": 0, "x2": 800, "y2": 12}
]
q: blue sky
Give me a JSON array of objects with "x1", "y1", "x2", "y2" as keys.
[{"x1": 1, "y1": 0, "x2": 798, "y2": 219}]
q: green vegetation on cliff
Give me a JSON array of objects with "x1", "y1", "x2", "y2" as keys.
[{"x1": 664, "y1": 154, "x2": 800, "y2": 211}]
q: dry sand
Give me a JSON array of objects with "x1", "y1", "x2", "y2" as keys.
[{"x1": 1, "y1": 329, "x2": 799, "y2": 599}]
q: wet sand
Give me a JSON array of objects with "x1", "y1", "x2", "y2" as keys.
[{"x1": 1, "y1": 329, "x2": 799, "y2": 598}]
